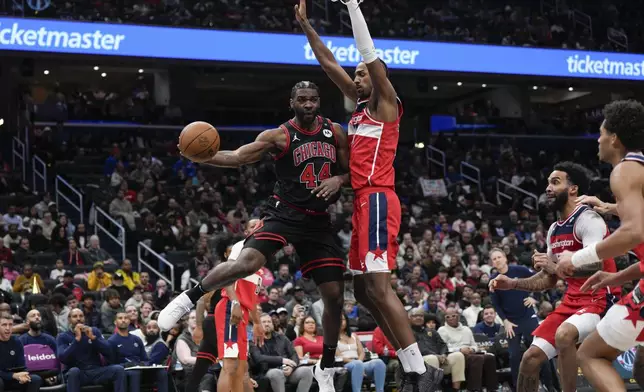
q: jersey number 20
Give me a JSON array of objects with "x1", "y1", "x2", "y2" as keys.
[{"x1": 299, "y1": 162, "x2": 332, "y2": 189}]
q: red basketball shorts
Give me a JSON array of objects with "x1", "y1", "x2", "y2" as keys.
[
  {"x1": 214, "y1": 298, "x2": 249, "y2": 361},
  {"x1": 349, "y1": 188, "x2": 401, "y2": 274}
]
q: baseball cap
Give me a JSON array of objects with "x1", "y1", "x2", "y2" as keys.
[
  {"x1": 63, "y1": 271, "x2": 74, "y2": 278},
  {"x1": 293, "y1": 286, "x2": 304, "y2": 292},
  {"x1": 277, "y1": 307, "x2": 288, "y2": 315},
  {"x1": 113, "y1": 272, "x2": 124, "y2": 280}
]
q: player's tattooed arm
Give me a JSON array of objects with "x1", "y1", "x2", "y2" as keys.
[
  {"x1": 513, "y1": 270, "x2": 558, "y2": 292},
  {"x1": 294, "y1": 0, "x2": 358, "y2": 101},
  {"x1": 206, "y1": 128, "x2": 286, "y2": 168}
]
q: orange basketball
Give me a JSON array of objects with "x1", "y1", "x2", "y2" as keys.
[{"x1": 178, "y1": 121, "x2": 220, "y2": 163}]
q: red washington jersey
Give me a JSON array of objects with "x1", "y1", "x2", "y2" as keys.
[
  {"x1": 221, "y1": 240, "x2": 262, "y2": 310},
  {"x1": 621, "y1": 152, "x2": 644, "y2": 293},
  {"x1": 547, "y1": 204, "x2": 616, "y2": 305},
  {"x1": 348, "y1": 98, "x2": 403, "y2": 191}
]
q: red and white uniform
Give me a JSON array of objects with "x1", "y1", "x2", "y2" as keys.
[
  {"x1": 347, "y1": 98, "x2": 403, "y2": 274},
  {"x1": 215, "y1": 240, "x2": 262, "y2": 360},
  {"x1": 532, "y1": 204, "x2": 617, "y2": 359},
  {"x1": 597, "y1": 152, "x2": 644, "y2": 351}
]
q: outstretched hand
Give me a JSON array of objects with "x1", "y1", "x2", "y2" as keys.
[{"x1": 294, "y1": 0, "x2": 308, "y2": 25}]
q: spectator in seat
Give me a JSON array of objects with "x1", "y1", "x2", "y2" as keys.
[
  {"x1": 109, "y1": 272, "x2": 131, "y2": 300},
  {"x1": 293, "y1": 316, "x2": 345, "y2": 389},
  {"x1": 109, "y1": 312, "x2": 168, "y2": 392},
  {"x1": 285, "y1": 286, "x2": 312, "y2": 316},
  {"x1": 3, "y1": 206, "x2": 24, "y2": 231},
  {"x1": 101, "y1": 289, "x2": 124, "y2": 333},
  {"x1": 67, "y1": 295, "x2": 78, "y2": 310},
  {"x1": 57, "y1": 214, "x2": 75, "y2": 239},
  {"x1": 53, "y1": 271, "x2": 84, "y2": 300},
  {"x1": 261, "y1": 287, "x2": 281, "y2": 314},
  {"x1": 423, "y1": 294, "x2": 445, "y2": 323},
  {"x1": 462, "y1": 292, "x2": 484, "y2": 327},
  {"x1": 3, "y1": 224, "x2": 21, "y2": 250},
  {"x1": 438, "y1": 308, "x2": 497, "y2": 391},
  {"x1": 250, "y1": 313, "x2": 313, "y2": 392},
  {"x1": 272, "y1": 263, "x2": 293, "y2": 288},
  {"x1": 140, "y1": 319, "x2": 170, "y2": 365},
  {"x1": 409, "y1": 309, "x2": 465, "y2": 390},
  {"x1": 430, "y1": 267, "x2": 455, "y2": 292},
  {"x1": 50, "y1": 226, "x2": 68, "y2": 254},
  {"x1": 49, "y1": 294, "x2": 71, "y2": 333},
  {"x1": 139, "y1": 272, "x2": 153, "y2": 292},
  {"x1": 80, "y1": 293, "x2": 101, "y2": 328},
  {"x1": 18, "y1": 309, "x2": 59, "y2": 386},
  {"x1": 109, "y1": 190, "x2": 137, "y2": 230},
  {"x1": 0, "y1": 242, "x2": 12, "y2": 264},
  {"x1": 125, "y1": 286, "x2": 144, "y2": 309},
  {"x1": 84, "y1": 236, "x2": 114, "y2": 265},
  {"x1": 0, "y1": 267, "x2": 13, "y2": 293},
  {"x1": 13, "y1": 263, "x2": 44, "y2": 294},
  {"x1": 139, "y1": 302, "x2": 154, "y2": 324},
  {"x1": 49, "y1": 259, "x2": 68, "y2": 283},
  {"x1": 0, "y1": 313, "x2": 42, "y2": 392},
  {"x1": 39, "y1": 212, "x2": 56, "y2": 241},
  {"x1": 116, "y1": 259, "x2": 140, "y2": 291},
  {"x1": 57, "y1": 308, "x2": 126, "y2": 392},
  {"x1": 14, "y1": 238, "x2": 33, "y2": 266},
  {"x1": 152, "y1": 279, "x2": 171, "y2": 309},
  {"x1": 87, "y1": 262, "x2": 112, "y2": 291},
  {"x1": 61, "y1": 239, "x2": 87, "y2": 267},
  {"x1": 473, "y1": 305, "x2": 502, "y2": 338},
  {"x1": 337, "y1": 313, "x2": 387, "y2": 392},
  {"x1": 173, "y1": 310, "x2": 198, "y2": 380}
]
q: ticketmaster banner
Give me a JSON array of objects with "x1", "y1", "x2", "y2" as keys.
[{"x1": 2, "y1": 17, "x2": 644, "y2": 80}]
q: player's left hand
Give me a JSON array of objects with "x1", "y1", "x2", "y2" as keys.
[
  {"x1": 253, "y1": 323, "x2": 265, "y2": 347},
  {"x1": 556, "y1": 251, "x2": 575, "y2": 278},
  {"x1": 250, "y1": 378, "x2": 259, "y2": 389},
  {"x1": 312, "y1": 176, "x2": 343, "y2": 200}
]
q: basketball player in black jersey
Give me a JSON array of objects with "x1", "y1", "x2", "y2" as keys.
[{"x1": 160, "y1": 81, "x2": 350, "y2": 391}]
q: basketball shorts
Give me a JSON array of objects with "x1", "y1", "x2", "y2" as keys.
[
  {"x1": 244, "y1": 197, "x2": 345, "y2": 284},
  {"x1": 215, "y1": 298, "x2": 249, "y2": 361},
  {"x1": 196, "y1": 315, "x2": 218, "y2": 364},
  {"x1": 349, "y1": 188, "x2": 401, "y2": 274},
  {"x1": 597, "y1": 286, "x2": 644, "y2": 352},
  {"x1": 532, "y1": 297, "x2": 607, "y2": 359}
]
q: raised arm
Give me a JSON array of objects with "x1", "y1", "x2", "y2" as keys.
[
  {"x1": 344, "y1": 0, "x2": 398, "y2": 122},
  {"x1": 571, "y1": 162, "x2": 644, "y2": 266},
  {"x1": 295, "y1": 0, "x2": 358, "y2": 101},
  {"x1": 513, "y1": 271, "x2": 558, "y2": 292},
  {"x1": 202, "y1": 128, "x2": 286, "y2": 168}
]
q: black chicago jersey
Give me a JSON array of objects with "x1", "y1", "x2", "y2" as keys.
[{"x1": 273, "y1": 116, "x2": 339, "y2": 213}]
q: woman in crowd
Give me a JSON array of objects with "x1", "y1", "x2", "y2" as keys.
[{"x1": 337, "y1": 313, "x2": 386, "y2": 392}]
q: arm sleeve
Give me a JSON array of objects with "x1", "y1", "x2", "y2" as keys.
[{"x1": 575, "y1": 210, "x2": 608, "y2": 248}]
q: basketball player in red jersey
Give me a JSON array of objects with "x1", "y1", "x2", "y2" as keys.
[
  {"x1": 295, "y1": 1, "x2": 440, "y2": 391},
  {"x1": 215, "y1": 219, "x2": 264, "y2": 392},
  {"x1": 490, "y1": 161, "x2": 617, "y2": 392},
  {"x1": 552, "y1": 100, "x2": 644, "y2": 392},
  {"x1": 160, "y1": 81, "x2": 350, "y2": 391}
]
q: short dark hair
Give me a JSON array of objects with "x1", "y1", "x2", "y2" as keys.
[
  {"x1": 49, "y1": 293, "x2": 66, "y2": 308},
  {"x1": 81, "y1": 293, "x2": 95, "y2": 302},
  {"x1": 105, "y1": 289, "x2": 120, "y2": 301},
  {"x1": 603, "y1": 99, "x2": 644, "y2": 151},
  {"x1": 483, "y1": 304, "x2": 495, "y2": 311},
  {"x1": 553, "y1": 161, "x2": 593, "y2": 195},
  {"x1": 290, "y1": 81, "x2": 320, "y2": 99}
]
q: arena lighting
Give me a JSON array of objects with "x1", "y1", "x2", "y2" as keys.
[
  {"x1": 532, "y1": 86, "x2": 538, "y2": 90},
  {"x1": 43, "y1": 69, "x2": 49, "y2": 75},
  {"x1": 0, "y1": 118, "x2": 4, "y2": 127},
  {"x1": 457, "y1": 82, "x2": 462, "y2": 86},
  {"x1": 93, "y1": 66, "x2": 99, "y2": 70},
  {"x1": 432, "y1": 86, "x2": 438, "y2": 90},
  {"x1": 481, "y1": 83, "x2": 487, "y2": 87},
  {"x1": 138, "y1": 69, "x2": 144, "y2": 73},
  {"x1": 101, "y1": 72, "x2": 106, "y2": 77},
  {"x1": 415, "y1": 142, "x2": 425, "y2": 148},
  {"x1": 569, "y1": 86, "x2": 574, "y2": 91}
]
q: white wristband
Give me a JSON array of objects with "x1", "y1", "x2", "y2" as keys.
[{"x1": 571, "y1": 243, "x2": 600, "y2": 267}]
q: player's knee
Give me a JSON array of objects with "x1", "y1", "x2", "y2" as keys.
[
  {"x1": 554, "y1": 324, "x2": 579, "y2": 349},
  {"x1": 520, "y1": 347, "x2": 546, "y2": 373},
  {"x1": 319, "y1": 282, "x2": 344, "y2": 309},
  {"x1": 362, "y1": 280, "x2": 389, "y2": 304},
  {"x1": 222, "y1": 360, "x2": 240, "y2": 374}
]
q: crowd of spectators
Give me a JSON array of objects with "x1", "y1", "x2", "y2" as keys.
[{"x1": 7, "y1": 0, "x2": 635, "y2": 53}]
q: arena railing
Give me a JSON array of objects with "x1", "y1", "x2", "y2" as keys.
[
  {"x1": 460, "y1": 161, "x2": 481, "y2": 190},
  {"x1": 11, "y1": 137, "x2": 26, "y2": 183},
  {"x1": 32, "y1": 155, "x2": 47, "y2": 194},
  {"x1": 137, "y1": 241, "x2": 175, "y2": 293},
  {"x1": 55, "y1": 175, "x2": 84, "y2": 224},
  {"x1": 426, "y1": 145, "x2": 447, "y2": 178},
  {"x1": 93, "y1": 206, "x2": 126, "y2": 262},
  {"x1": 496, "y1": 179, "x2": 539, "y2": 211}
]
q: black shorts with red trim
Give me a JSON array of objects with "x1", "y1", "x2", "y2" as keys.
[
  {"x1": 196, "y1": 315, "x2": 218, "y2": 363},
  {"x1": 244, "y1": 196, "x2": 345, "y2": 284}
]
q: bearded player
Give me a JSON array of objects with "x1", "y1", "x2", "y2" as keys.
[
  {"x1": 160, "y1": 81, "x2": 350, "y2": 391},
  {"x1": 295, "y1": 1, "x2": 440, "y2": 391},
  {"x1": 553, "y1": 100, "x2": 644, "y2": 392},
  {"x1": 490, "y1": 161, "x2": 617, "y2": 392}
]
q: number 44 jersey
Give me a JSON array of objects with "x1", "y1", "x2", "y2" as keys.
[{"x1": 272, "y1": 116, "x2": 340, "y2": 213}]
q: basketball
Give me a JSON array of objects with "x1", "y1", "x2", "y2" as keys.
[{"x1": 178, "y1": 121, "x2": 220, "y2": 163}]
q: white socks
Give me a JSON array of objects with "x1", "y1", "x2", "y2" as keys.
[
  {"x1": 397, "y1": 349, "x2": 411, "y2": 372},
  {"x1": 402, "y1": 343, "x2": 427, "y2": 374}
]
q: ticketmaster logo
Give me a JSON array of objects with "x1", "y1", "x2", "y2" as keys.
[
  {"x1": 304, "y1": 41, "x2": 419, "y2": 65},
  {"x1": 0, "y1": 22, "x2": 125, "y2": 51},
  {"x1": 567, "y1": 54, "x2": 644, "y2": 77}
]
